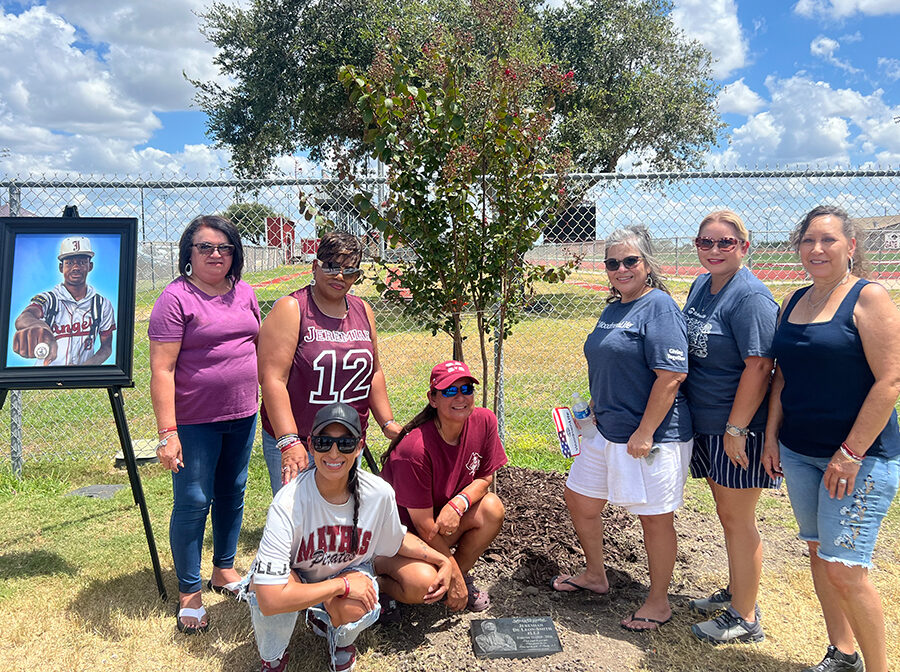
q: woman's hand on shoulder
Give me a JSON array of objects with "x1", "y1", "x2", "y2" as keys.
[{"x1": 280, "y1": 443, "x2": 309, "y2": 485}]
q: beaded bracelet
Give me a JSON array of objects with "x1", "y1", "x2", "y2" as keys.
[
  {"x1": 840, "y1": 442, "x2": 864, "y2": 464},
  {"x1": 448, "y1": 500, "x2": 464, "y2": 517},
  {"x1": 338, "y1": 575, "x2": 350, "y2": 599}
]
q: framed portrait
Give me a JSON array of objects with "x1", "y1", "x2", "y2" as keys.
[{"x1": 0, "y1": 217, "x2": 137, "y2": 389}]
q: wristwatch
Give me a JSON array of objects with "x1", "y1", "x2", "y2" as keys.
[{"x1": 725, "y1": 423, "x2": 749, "y2": 437}]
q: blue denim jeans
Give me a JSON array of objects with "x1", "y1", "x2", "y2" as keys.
[
  {"x1": 170, "y1": 414, "x2": 256, "y2": 593},
  {"x1": 243, "y1": 563, "x2": 380, "y2": 665},
  {"x1": 780, "y1": 442, "x2": 900, "y2": 567}
]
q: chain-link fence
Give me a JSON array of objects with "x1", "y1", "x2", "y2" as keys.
[{"x1": 3, "y1": 170, "x2": 900, "y2": 473}]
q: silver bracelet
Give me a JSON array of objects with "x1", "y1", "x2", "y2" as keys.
[{"x1": 725, "y1": 422, "x2": 749, "y2": 437}]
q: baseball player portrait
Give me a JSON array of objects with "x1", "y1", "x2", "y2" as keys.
[{"x1": 11, "y1": 235, "x2": 117, "y2": 367}]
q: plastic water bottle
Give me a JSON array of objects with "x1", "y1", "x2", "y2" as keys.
[{"x1": 571, "y1": 393, "x2": 597, "y2": 439}]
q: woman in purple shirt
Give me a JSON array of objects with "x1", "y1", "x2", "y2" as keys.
[{"x1": 149, "y1": 215, "x2": 261, "y2": 635}]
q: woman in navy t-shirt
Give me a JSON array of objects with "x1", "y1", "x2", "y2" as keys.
[
  {"x1": 555, "y1": 226, "x2": 693, "y2": 633},
  {"x1": 764, "y1": 205, "x2": 900, "y2": 672},
  {"x1": 682, "y1": 210, "x2": 779, "y2": 645}
]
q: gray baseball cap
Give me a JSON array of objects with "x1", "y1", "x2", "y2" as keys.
[{"x1": 311, "y1": 402, "x2": 362, "y2": 438}]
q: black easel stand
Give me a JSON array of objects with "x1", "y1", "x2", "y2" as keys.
[
  {"x1": 1, "y1": 387, "x2": 167, "y2": 600},
  {"x1": 107, "y1": 386, "x2": 167, "y2": 600}
]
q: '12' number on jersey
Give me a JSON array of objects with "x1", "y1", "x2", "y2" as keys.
[{"x1": 309, "y1": 349, "x2": 373, "y2": 404}]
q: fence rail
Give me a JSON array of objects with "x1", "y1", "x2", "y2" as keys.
[{"x1": 3, "y1": 170, "x2": 900, "y2": 472}]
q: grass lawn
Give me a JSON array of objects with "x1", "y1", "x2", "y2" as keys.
[{"x1": 1, "y1": 453, "x2": 898, "y2": 671}]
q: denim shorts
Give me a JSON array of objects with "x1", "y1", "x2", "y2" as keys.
[{"x1": 780, "y1": 442, "x2": 900, "y2": 567}]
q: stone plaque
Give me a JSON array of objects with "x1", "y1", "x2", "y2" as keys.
[{"x1": 470, "y1": 616, "x2": 562, "y2": 659}]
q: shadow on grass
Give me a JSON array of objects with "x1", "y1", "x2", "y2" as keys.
[{"x1": 0, "y1": 549, "x2": 78, "y2": 580}]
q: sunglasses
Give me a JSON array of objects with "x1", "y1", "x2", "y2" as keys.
[
  {"x1": 603, "y1": 255, "x2": 642, "y2": 271},
  {"x1": 309, "y1": 435, "x2": 360, "y2": 454},
  {"x1": 436, "y1": 383, "x2": 476, "y2": 398},
  {"x1": 193, "y1": 243, "x2": 235, "y2": 256},
  {"x1": 694, "y1": 237, "x2": 741, "y2": 252},
  {"x1": 319, "y1": 262, "x2": 363, "y2": 280}
]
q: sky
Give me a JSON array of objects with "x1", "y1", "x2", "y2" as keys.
[{"x1": 1, "y1": 0, "x2": 900, "y2": 178}]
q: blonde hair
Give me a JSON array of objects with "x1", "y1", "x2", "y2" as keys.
[{"x1": 698, "y1": 210, "x2": 750, "y2": 242}]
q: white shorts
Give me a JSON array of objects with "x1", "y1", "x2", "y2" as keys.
[{"x1": 566, "y1": 431, "x2": 693, "y2": 516}]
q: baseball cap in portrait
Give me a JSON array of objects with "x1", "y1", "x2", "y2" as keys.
[
  {"x1": 430, "y1": 360, "x2": 479, "y2": 389},
  {"x1": 58, "y1": 236, "x2": 94, "y2": 260},
  {"x1": 311, "y1": 402, "x2": 362, "y2": 437}
]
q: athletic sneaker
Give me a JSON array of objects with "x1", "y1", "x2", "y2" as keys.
[
  {"x1": 377, "y1": 594, "x2": 402, "y2": 625},
  {"x1": 689, "y1": 588, "x2": 762, "y2": 620},
  {"x1": 689, "y1": 587, "x2": 732, "y2": 615},
  {"x1": 802, "y1": 646, "x2": 864, "y2": 672},
  {"x1": 691, "y1": 606, "x2": 765, "y2": 644},
  {"x1": 260, "y1": 652, "x2": 290, "y2": 672},
  {"x1": 331, "y1": 643, "x2": 357, "y2": 672}
]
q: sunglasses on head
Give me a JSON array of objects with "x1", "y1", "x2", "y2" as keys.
[
  {"x1": 309, "y1": 435, "x2": 359, "y2": 454},
  {"x1": 603, "y1": 255, "x2": 642, "y2": 271},
  {"x1": 318, "y1": 260, "x2": 362, "y2": 280},
  {"x1": 694, "y1": 236, "x2": 741, "y2": 252},
  {"x1": 193, "y1": 242, "x2": 235, "y2": 256},
  {"x1": 436, "y1": 383, "x2": 476, "y2": 398}
]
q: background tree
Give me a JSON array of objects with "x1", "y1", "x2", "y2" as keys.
[
  {"x1": 220, "y1": 201, "x2": 283, "y2": 245},
  {"x1": 541, "y1": 0, "x2": 724, "y2": 172},
  {"x1": 340, "y1": 0, "x2": 578, "y2": 409},
  {"x1": 193, "y1": 0, "x2": 721, "y2": 177}
]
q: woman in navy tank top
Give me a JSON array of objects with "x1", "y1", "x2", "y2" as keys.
[{"x1": 763, "y1": 206, "x2": 900, "y2": 672}]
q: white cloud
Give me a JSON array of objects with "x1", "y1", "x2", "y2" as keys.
[
  {"x1": 794, "y1": 0, "x2": 900, "y2": 19},
  {"x1": 671, "y1": 0, "x2": 748, "y2": 79},
  {"x1": 810, "y1": 35, "x2": 861, "y2": 74},
  {"x1": 878, "y1": 57, "x2": 900, "y2": 80},
  {"x1": 723, "y1": 75, "x2": 900, "y2": 167},
  {"x1": 718, "y1": 78, "x2": 766, "y2": 115}
]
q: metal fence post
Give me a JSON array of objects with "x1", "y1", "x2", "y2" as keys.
[
  {"x1": 493, "y1": 307, "x2": 506, "y2": 446},
  {"x1": 8, "y1": 183, "x2": 24, "y2": 477}
]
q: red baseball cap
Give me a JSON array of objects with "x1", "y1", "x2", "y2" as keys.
[{"x1": 430, "y1": 360, "x2": 479, "y2": 390}]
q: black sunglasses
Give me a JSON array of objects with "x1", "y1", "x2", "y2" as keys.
[
  {"x1": 437, "y1": 383, "x2": 476, "y2": 398},
  {"x1": 694, "y1": 236, "x2": 741, "y2": 252},
  {"x1": 603, "y1": 255, "x2": 642, "y2": 271},
  {"x1": 318, "y1": 260, "x2": 363, "y2": 280},
  {"x1": 310, "y1": 435, "x2": 359, "y2": 454},
  {"x1": 193, "y1": 242, "x2": 235, "y2": 256}
]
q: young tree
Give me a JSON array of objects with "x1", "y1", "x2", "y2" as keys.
[{"x1": 340, "y1": 1, "x2": 578, "y2": 409}]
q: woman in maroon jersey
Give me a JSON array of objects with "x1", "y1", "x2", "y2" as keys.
[
  {"x1": 379, "y1": 360, "x2": 508, "y2": 612},
  {"x1": 258, "y1": 232, "x2": 401, "y2": 494}
]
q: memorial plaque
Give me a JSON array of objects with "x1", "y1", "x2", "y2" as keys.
[{"x1": 470, "y1": 616, "x2": 562, "y2": 659}]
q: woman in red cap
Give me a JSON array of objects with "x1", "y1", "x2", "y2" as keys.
[{"x1": 379, "y1": 360, "x2": 508, "y2": 612}]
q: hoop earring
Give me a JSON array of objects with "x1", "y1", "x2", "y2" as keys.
[
  {"x1": 185, "y1": 262, "x2": 193, "y2": 277},
  {"x1": 645, "y1": 275, "x2": 652, "y2": 286}
]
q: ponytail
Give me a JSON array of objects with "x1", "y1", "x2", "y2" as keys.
[{"x1": 380, "y1": 402, "x2": 438, "y2": 466}]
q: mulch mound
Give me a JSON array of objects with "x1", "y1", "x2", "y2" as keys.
[{"x1": 490, "y1": 466, "x2": 650, "y2": 590}]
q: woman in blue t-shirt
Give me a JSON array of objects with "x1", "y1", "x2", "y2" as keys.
[
  {"x1": 554, "y1": 226, "x2": 693, "y2": 633},
  {"x1": 764, "y1": 205, "x2": 900, "y2": 672},
  {"x1": 681, "y1": 210, "x2": 779, "y2": 645}
]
